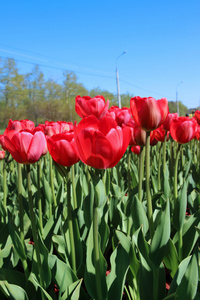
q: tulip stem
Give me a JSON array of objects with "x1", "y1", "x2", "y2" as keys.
[
  {"x1": 158, "y1": 143, "x2": 162, "y2": 191},
  {"x1": 3, "y1": 162, "x2": 7, "y2": 220},
  {"x1": 37, "y1": 160, "x2": 43, "y2": 235},
  {"x1": 163, "y1": 132, "x2": 167, "y2": 173},
  {"x1": 50, "y1": 156, "x2": 57, "y2": 209},
  {"x1": 26, "y1": 164, "x2": 45, "y2": 299},
  {"x1": 173, "y1": 144, "x2": 181, "y2": 201},
  {"x1": 66, "y1": 167, "x2": 76, "y2": 273},
  {"x1": 18, "y1": 163, "x2": 29, "y2": 280},
  {"x1": 71, "y1": 164, "x2": 77, "y2": 209},
  {"x1": 146, "y1": 132, "x2": 154, "y2": 240},
  {"x1": 93, "y1": 205, "x2": 103, "y2": 300},
  {"x1": 138, "y1": 146, "x2": 144, "y2": 202}
]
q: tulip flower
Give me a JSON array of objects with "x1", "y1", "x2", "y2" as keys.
[
  {"x1": 153, "y1": 125, "x2": 169, "y2": 142},
  {"x1": 47, "y1": 131, "x2": 80, "y2": 167},
  {"x1": 194, "y1": 110, "x2": 200, "y2": 125},
  {"x1": 75, "y1": 95, "x2": 109, "y2": 119},
  {"x1": 125, "y1": 119, "x2": 146, "y2": 146},
  {"x1": 74, "y1": 115, "x2": 131, "y2": 169},
  {"x1": 130, "y1": 96, "x2": 169, "y2": 131},
  {"x1": 112, "y1": 107, "x2": 131, "y2": 127},
  {"x1": 0, "y1": 150, "x2": 5, "y2": 160},
  {"x1": 131, "y1": 145, "x2": 140, "y2": 155},
  {"x1": 4, "y1": 130, "x2": 46, "y2": 164},
  {"x1": 43, "y1": 121, "x2": 74, "y2": 137},
  {"x1": 4, "y1": 119, "x2": 35, "y2": 134},
  {"x1": 170, "y1": 117, "x2": 197, "y2": 144},
  {"x1": 163, "y1": 112, "x2": 178, "y2": 131}
]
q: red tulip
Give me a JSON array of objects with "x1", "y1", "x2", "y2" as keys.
[
  {"x1": 4, "y1": 119, "x2": 35, "y2": 134},
  {"x1": 130, "y1": 96, "x2": 169, "y2": 131},
  {"x1": 162, "y1": 113, "x2": 178, "y2": 131},
  {"x1": 125, "y1": 119, "x2": 146, "y2": 146},
  {"x1": 131, "y1": 145, "x2": 141, "y2": 155},
  {"x1": 47, "y1": 131, "x2": 80, "y2": 167},
  {"x1": 43, "y1": 121, "x2": 74, "y2": 137},
  {"x1": 74, "y1": 115, "x2": 131, "y2": 169},
  {"x1": 0, "y1": 150, "x2": 5, "y2": 160},
  {"x1": 194, "y1": 110, "x2": 200, "y2": 125},
  {"x1": 75, "y1": 95, "x2": 109, "y2": 119},
  {"x1": 112, "y1": 107, "x2": 131, "y2": 126},
  {"x1": 153, "y1": 125, "x2": 169, "y2": 142},
  {"x1": 0, "y1": 135, "x2": 6, "y2": 151},
  {"x1": 170, "y1": 117, "x2": 197, "y2": 144},
  {"x1": 4, "y1": 130, "x2": 46, "y2": 164}
]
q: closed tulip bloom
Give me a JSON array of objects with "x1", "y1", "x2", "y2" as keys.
[
  {"x1": 4, "y1": 130, "x2": 46, "y2": 164},
  {"x1": 4, "y1": 119, "x2": 35, "y2": 134},
  {"x1": 75, "y1": 95, "x2": 109, "y2": 119},
  {"x1": 125, "y1": 120, "x2": 146, "y2": 146},
  {"x1": 153, "y1": 125, "x2": 169, "y2": 142},
  {"x1": 130, "y1": 96, "x2": 169, "y2": 131},
  {"x1": 162, "y1": 113, "x2": 178, "y2": 131},
  {"x1": 194, "y1": 110, "x2": 200, "y2": 125},
  {"x1": 0, "y1": 150, "x2": 5, "y2": 160},
  {"x1": 74, "y1": 115, "x2": 131, "y2": 169},
  {"x1": 47, "y1": 132, "x2": 80, "y2": 167},
  {"x1": 131, "y1": 145, "x2": 141, "y2": 155},
  {"x1": 114, "y1": 107, "x2": 132, "y2": 127},
  {"x1": 170, "y1": 117, "x2": 197, "y2": 144},
  {"x1": 43, "y1": 121, "x2": 74, "y2": 137}
]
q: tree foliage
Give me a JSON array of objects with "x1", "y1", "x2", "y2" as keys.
[{"x1": 0, "y1": 57, "x2": 191, "y2": 129}]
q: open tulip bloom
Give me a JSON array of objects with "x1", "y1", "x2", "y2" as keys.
[
  {"x1": 4, "y1": 130, "x2": 47, "y2": 164},
  {"x1": 74, "y1": 115, "x2": 131, "y2": 169},
  {"x1": 130, "y1": 96, "x2": 169, "y2": 131},
  {"x1": 47, "y1": 131, "x2": 80, "y2": 167},
  {"x1": 75, "y1": 95, "x2": 109, "y2": 119},
  {"x1": 170, "y1": 116, "x2": 197, "y2": 144}
]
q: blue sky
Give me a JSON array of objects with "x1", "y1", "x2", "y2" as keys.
[{"x1": 0, "y1": 0, "x2": 200, "y2": 108}]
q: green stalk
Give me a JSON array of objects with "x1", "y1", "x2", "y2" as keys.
[
  {"x1": 26, "y1": 164, "x2": 45, "y2": 298},
  {"x1": 127, "y1": 146, "x2": 132, "y2": 196},
  {"x1": 66, "y1": 167, "x2": 76, "y2": 273},
  {"x1": 173, "y1": 144, "x2": 181, "y2": 201},
  {"x1": 18, "y1": 163, "x2": 29, "y2": 280},
  {"x1": 163, "y1": 132, "x2": 167, "y2": 173},
  {"x1": 157, "y1": 143, "x2": 162, "y2": 191},
  {"x1": 50, "y1": 156, "x2": 57, "y2": 209},
  {"x1": 153, "y1": 267, "x2": 159, "y2": 300},
  {"x1": 138, "y1": 146, "x2": 144, "y2": 202},
  {"x1": 71, "y1": 164, "x2": 77, "y2": 209},
  {"x1": 37, "y1": 160, "x2": 43, "y2": 235},
  {"x1": 127, "y1": 147, "x2": 132, "y2": 235},
  {"x1": 93, "y1": 205, "x2": 103, "y2": 300},
  {"x1": 3, "y1": 163, "x2": 7, "y2": 220},
  {"x1": 145, "y1": 132, "x2": 154, "y2": 239},
  {"x1": 173, "y1": 143, "x2": 182, "y2": 260}
]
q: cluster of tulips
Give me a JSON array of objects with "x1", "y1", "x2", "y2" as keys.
[
  {"x1": 0, "y1": 95, "x2": 199, "y2": 167},
  {"x1": 0, "y1": 95, "x2": 200, "y2": 300}
]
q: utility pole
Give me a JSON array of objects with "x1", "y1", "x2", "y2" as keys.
[{"x1": 116, "y1": 51, "x2": 127, "y2": 108}]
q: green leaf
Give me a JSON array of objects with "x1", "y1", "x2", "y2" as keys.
[
  {"x1": 176, "y1": 251, "x2": 198, "y2": 300},
  {"x1": 60, "y1": 279, "x2": 83, "y2": 300},
  {"x1": 0, "y1": 281, "x2": 29, "y2": 300},
  {"x1": 173, "y1": 180, "x2": 187, "y2": 232},
  {"x1": 107, "y1": 244, "x2": 130, "y2": 300},
  {"x1": 8, "y1": 213, "x2": 27, "y2": 261},
  {"x1": 150, "y1": 200, "x2": 170, "y2": 267},
  {"x1": 163, "y1": 239, "x2": 179, "y2": 278},
  {"x1": 28, "y1": 274, "x2": 53, "y2": 300},
  {"x1": 169, "y1": 251, "x2": 199, "y2": 299},
  {"x1": 131, "y1": 196, "x2": 149, "y2": 235},
  {"x1": 173, "y1": 209, "x2": 200, "y2": 259},
  {"x1": 84, "y1": 223, "x2": 107, "y2": 300},
  {"x1": 48, "y1": 254, "x2": 78, "y2": 295}
]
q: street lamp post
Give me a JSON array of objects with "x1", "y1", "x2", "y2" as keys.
[
  {"x1": 176, "y1": 81, "x2": 183, "y2": 116},
  {"x1": 116, "y1": 51, "x2": 127, "y2": 108}
]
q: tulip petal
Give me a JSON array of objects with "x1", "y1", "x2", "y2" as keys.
[{"x1": 27, "y1": 131, "x2": 46, "y2": 163}]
